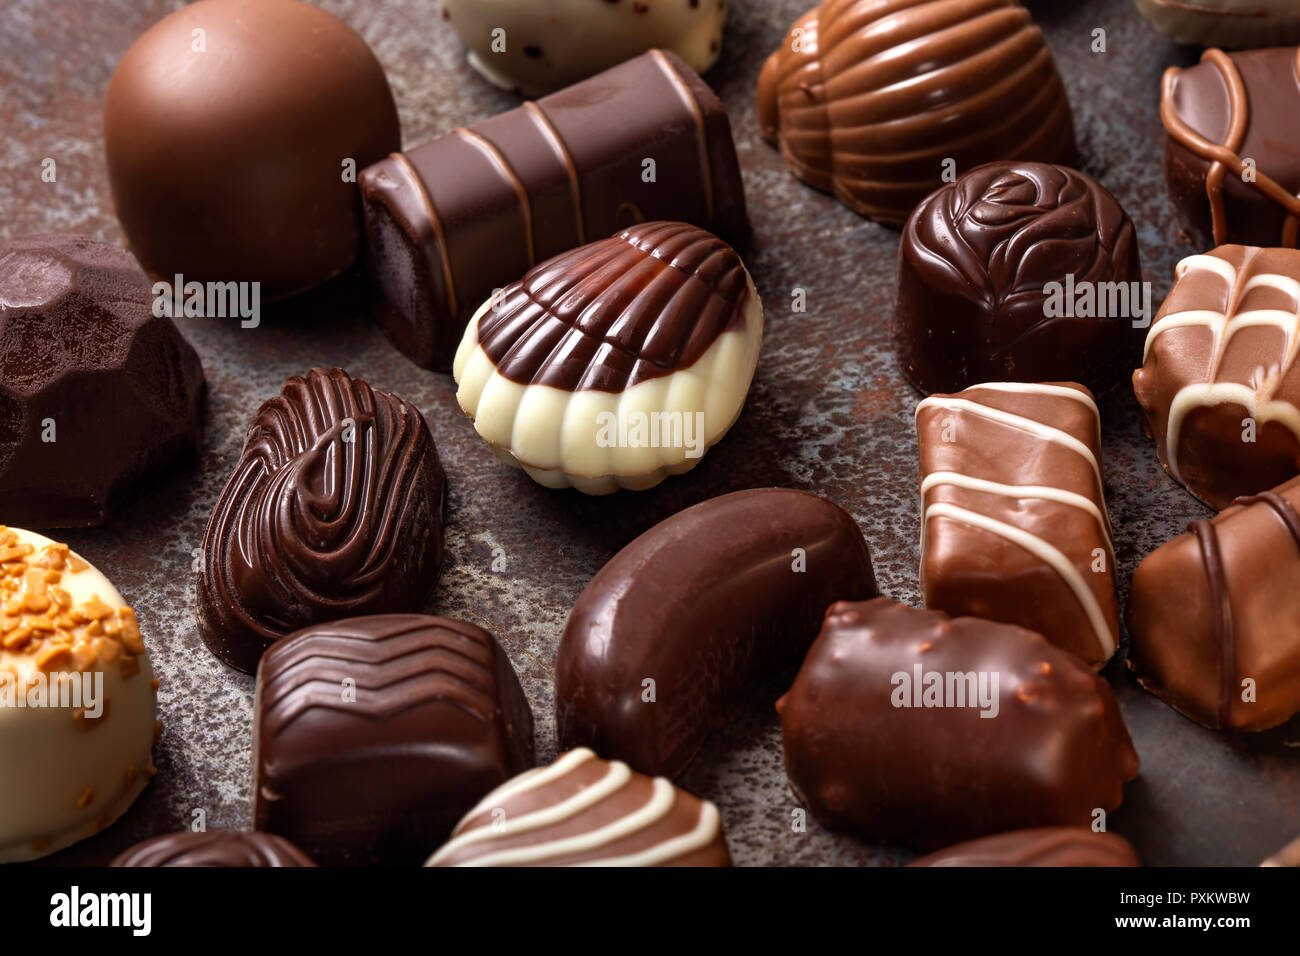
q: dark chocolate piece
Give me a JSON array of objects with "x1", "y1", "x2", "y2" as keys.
[
  {"x1": 359, "y1": 49, "x2": 748, "y2": 370},
  {"x1": 1133, "y1": 245, "x2": 1300, "y2": 510},
  {"x1": 111, "y1": 830, "x2": 314, "y2": 867},
  {"x1": 908, "y1": 827, "x2": 1139, "y2": 867},
  {"x1": 477, "y1": 222, "x2": 750, "y2": 391},
  {"x1": 777, "y1": 599, "x2": 1139, "y2": 850},
  {"x1": 0, "y1": 234, "x2": 205, "y2": 528},
  {"x1": 104, "y1": 0, "x2": 400, "y2": 300},
  {"x1": 254, "y1": 614, "x2": 533, "y2": 866},
  {"x1": 894, "y1": 162, "x2": 1144, "y2": 396},
  {"x1": 555, "y1": 488, "x2": 877, "y2": 778},
  {"x1": 916, "y1": 382, "x2": 1119, "y2": 666},
  {"x1": 428, "y1": 748, "x2": 730, "y2": 867},
  {"x1": 1162, "y1": 47, "x2": 1300, "y2": 249},
  {"x1": 1128, "y1": 475, "x2": 1300, "y2": 731},
  {"x1": 197, "y1": 369, "x2": 445, "y2": 673},
  {"x1": 758, "y1": 0, "x2": 1076, "y2": 227}
]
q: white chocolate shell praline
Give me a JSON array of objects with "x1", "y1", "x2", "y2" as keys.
[
  {"x1": 453, "y1": 221, "x2": 764, "y2": 495},
  {"x1": 0, "y1": 526, "x2": 157, "y2": 862},
  {"x1": 442, "y1": 0, "x2": 728, "y2": 97}
]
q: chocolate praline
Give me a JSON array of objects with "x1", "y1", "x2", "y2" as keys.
[
  {"x1": 104, "y1": 0, "x2": 400, "y2": 300},
  {"x1": 111, "y1": 830, "x2": 314, "y2": 867}
]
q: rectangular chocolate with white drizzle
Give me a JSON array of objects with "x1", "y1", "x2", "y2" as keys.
[
  {"x1": 1128, "y1": 474, "x2": 1300, "y2": 731},
  {"x1": 915, "y1": 382, "x2": 1118, "y2": 666},
  {"x1": 359, "y1": 50, "x2": 748, "y2": 370},
  {"x1": 1134, "y1": 245, "x2": 1300, "y2": 510}
]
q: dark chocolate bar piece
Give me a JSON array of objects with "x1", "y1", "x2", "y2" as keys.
[
  {"x1": 359, "y1": 49, "x2": 748, "y2": 370},
  {"x1": 1128, "y1": 475, "x2": 1300, "y2": 731},
  {"x1": 555, "y1": 488, "x2": 877, "y2": 778},
  {"x1": 916, "y1": 381, "x2": 1118, "y2": 666},
  {"x1": 777, "y1": 599, "x2": 1139, "y2": 850},
  {"x1": 254, "y1": 614, "x2": 534, "y2": 866}
]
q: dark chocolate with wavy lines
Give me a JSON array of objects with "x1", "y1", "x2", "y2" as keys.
[
  {"x1": 476, "y1": 221, "x2": 750, "y2": 392},
  {"x1": 893, "y1": 161, "x2": 1144, "y2": 396},
  {"x1": 111, "y1": 830, "x2": 315, "y2": 867},
  {"x1": 197, "y1": 369, "x2": 445, "y2": 673},
  {"x1": 254, "y1": 614, "x2": 534, "y2": 866}
]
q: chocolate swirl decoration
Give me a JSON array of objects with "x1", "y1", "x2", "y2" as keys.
[
  {"x1": 894, "y1": 161, "x2": 1143, "y2": 395},
  {"x1": 111, "y1": 830, "x2": 315, "y2": 867},
  {"x1": 197, "y1": 368, "x2": 446, "y2": 673}
]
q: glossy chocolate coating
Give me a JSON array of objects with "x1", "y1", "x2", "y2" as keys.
[
  {"x1": 908, "y1": 827, "x2": 1139, "y2": 867},
  {"x1": 360, "y1": 50, "x2": 748, "y2": 370},
  {"x1": 429, "y1": 748, "x2": 730, "y2": 867},
  {"x1": 1136, "y1": 0, "x2": 1300, "y2": 49},
  {"x1": 1128, "y1": 476, "x2": 1300, "y2": 731},
  {"x1": 478, "y1": 221, "x2": 750, "y2": 391},
  {"x1": 555, "y1": 488, "x2": 878, "y2": 778},
  {"x1": 777, "y1": 599, "x2": 1139, "y2": 849},
  {"x1": 1134, "y1": 245, "x2": 1300, "y2": 510},
  {"x1": 0, "y1": 234, "x2": 205, "y2": 528},
  {"x1": 254, "y1": 615, "x2": 534, "y2": 866},
  {"x1": 104, "y1": 0, "x2": 400, "y2": 300},
  {"x1": 894, "y1": 162, "x2": 1144, "y2": 396},
  {"x1": 197, "y1": 369, "x2": 445, "y2": 673},
  {"x1": 917, "y1": 382, "x2": 1119, "y2": 666},
  {"x1": 111, "y1": 830, "x2": 315, "y2": 867},
  {"x1": 758, "y1": 0, "x2": 1076, "y2": 227},
  {"x1": 1162, "y1": 47, "x2": 1300, "y2": 249}
]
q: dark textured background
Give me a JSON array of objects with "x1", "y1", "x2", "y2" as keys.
[{"x1": 1, "y1": 0, "x2": 1296, "y2": 867}]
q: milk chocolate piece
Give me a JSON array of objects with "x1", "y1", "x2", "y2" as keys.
[
  {"x1": 1137, "y1": 0, "x2": 1300, "y2": 49},
  {"x1": 104, "y1": 0, "x2": 400, "y2": 300},
  {"x1": 556, "y1": 488, "x2": 878, "y2": 778},
  {"x1": 1134, "y1": 246, "x2": 1300, "y2": 510},
  {"x1": 453, "y1": 222, "x2": 764, "y2": 494},
  {"x1": 0, "y1": 234, "x2": 205, "y2": 528},
  {"x1": 360, "y1": 50, "x2": 748, "y2": 370},
  {"x1": 111, "y1": 830, "x2": 315, "y2": 867},
  {"x1": 758, "y1": 0, "x2": 1076, "y2": 227},
  {"x1": 254, "y1": 615, "x2": 533, "y2": 866},
  {"x1": 777, "y1": 599, "x2": 1139, "y2": 849},
  {"x1": 443, "y1": 0, "x2": 727, "y2": 97},
  {"x1": 427, "y1": 748, "x2": 730, "y2": 867},
  {"x1": 1128, "y1": 476, "x2": 1300, "y2": 731},
  {"x1": 1162, "y1": 47, "x2": 1300, "y2": 249},
  {"x1": 908, "y1": 827, "x2": 1139, "y2": 867},
  {"x1": 916, "y1": 382, "x2": 1118, "y2": 666},
  {"x1": 1262, "y1": 835, "x2": 1300, "y2": 866},
  {"x1": 197, "y1": 369, "x2": 446, "y2": 673},
  {"x1": 894, "y1": 162, "x2": 1144, "y2": 396}
]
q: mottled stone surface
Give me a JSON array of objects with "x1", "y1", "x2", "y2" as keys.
[{"x1": 1, "y1": 0, "x2": 1296, "y2": 867}]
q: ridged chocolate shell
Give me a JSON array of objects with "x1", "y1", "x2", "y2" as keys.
[
  {"x1": 197, "y1": 368, "x2": 446, "y2": 673},
  {"x1": 111, "y1": 830, "x2": 315, "y2": 867},
  {"x1": 757, "y1": 0, "x2": 1077, "y2": 226},
  {"x1": 909, "y1": 827, "x2": 1139, "y2": 867}
]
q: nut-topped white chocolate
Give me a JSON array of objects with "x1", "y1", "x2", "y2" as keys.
[
  {"x1": 453, "y1": 222, "x2": 763, "y2": 494},
  {"x1": 0, "y1": 526, "x2": 157, "y2": 862},
  {"x1": 442, "y1": 0, "x2": 728, "y2": 97}
]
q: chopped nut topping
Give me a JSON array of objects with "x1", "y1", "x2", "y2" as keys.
[{"x1": 76, "y1": 787, "x2": 94, "y2": 809}]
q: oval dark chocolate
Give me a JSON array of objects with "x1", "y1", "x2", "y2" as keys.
[
  {"x1": 111, "y1": 830, "x2": 315, "y2": 867},
  {"x1": 197, "y1": 368, "x2": 446, "y2": 673},
  {"x1": 555, "y1": 488, "x2": 878, "y2": 778},
  {"x1": 777, "y1": 598, "x2": 1139, "y2": 850}
]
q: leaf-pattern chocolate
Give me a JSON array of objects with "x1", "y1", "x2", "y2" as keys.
[{"x1": 197, "y1": 368, "x2": 446, "y2": 673}]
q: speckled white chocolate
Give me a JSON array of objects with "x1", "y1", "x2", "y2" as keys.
[
  {"x1": 453, "y1": 275, "x2": 764, "y2": 495},
  {"x1": 1134, "y1": 0, "x2": 1300, "y2": 47},
  {"x1": 443, "y1": 0, "x2": 728, "y2": 96},
  {"x1": 0, "y1": 529, "x2": 157, "y2": 863}
]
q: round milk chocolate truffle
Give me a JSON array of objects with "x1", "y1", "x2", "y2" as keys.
[
  {"x1": 103, "y1": 0, "x2": 401, "y2": 300},
  {"x1": 892, "y1": 162, "x2": 1144, "y2": 396}
]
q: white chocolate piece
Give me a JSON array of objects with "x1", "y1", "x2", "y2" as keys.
[
  {"x1": 0, "y1": 528, "x2": 157, "y2": 862},
  {"x1": 443, "y1": 0, "x2": 728, "y2": 97},
  {"x1": 453, "y1": 260, "x2": 763, "y2": 496}
]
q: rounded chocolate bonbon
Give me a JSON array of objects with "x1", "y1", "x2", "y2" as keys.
[
  {"x1": 104, "y1": 0, "x2": 400, "y2": 300},
  {"x1": 111, "y1": 830, "x2": 315, "y2": 867},
  {"x1": 909, "y1": 827, "x2": 1139, "y2": 867},
  {"x1": 454, "y1": 221, "x2": 764, "y2": 494}
]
